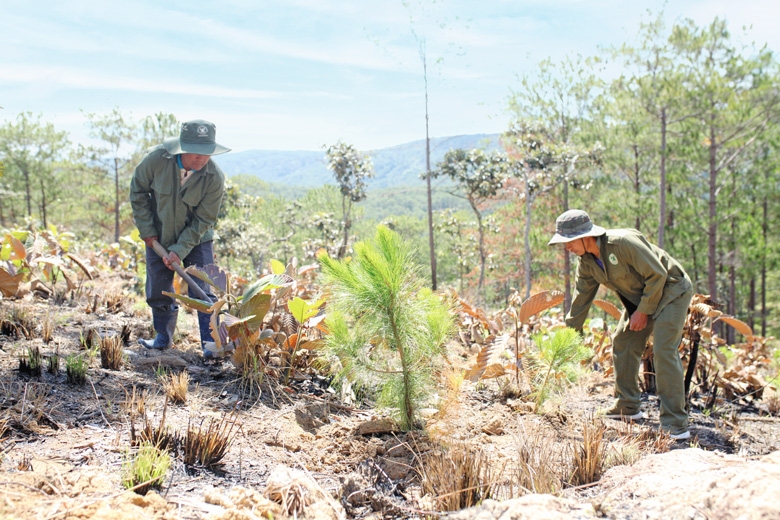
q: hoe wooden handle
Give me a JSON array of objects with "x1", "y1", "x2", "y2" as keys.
[{"x1": 151, "y1": 240, "x2": 211, "y2": 302}]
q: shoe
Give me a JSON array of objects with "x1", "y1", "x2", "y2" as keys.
[
  {"x1": 670, "y1": 430, "x2": 690, "y2": 440},
  {"x1": 602, "y1": 408, "x2": 647, "y2": 421},
  {"x1": 139, "y1": 335, "x2": 172, "y2": 350}
]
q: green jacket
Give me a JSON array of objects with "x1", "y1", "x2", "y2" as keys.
[
  {"x1": 129, "y1": 146, "x2": 225, "y2": 260},
  {"x1": 566, "y1": 229, "x2": 692, "y2": 330}
]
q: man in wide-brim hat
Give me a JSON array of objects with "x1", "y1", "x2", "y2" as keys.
[
  {"x1": 549, "y1": 209, "x2": 694, "y2": 440},
  {"x1": 130, "y1": 119, "x2": 230, "y2": 360}
]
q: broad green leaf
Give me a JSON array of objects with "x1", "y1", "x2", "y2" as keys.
[
  {"x1": 288, "y1": 297, "x2": 324, "y2": 324},
  {"x1": 241, "y1": 273, "x2": 292, "y2": 303},
  {"x1": 240, "y1": 293, "x2": 271, "y2": 331},
  {"x1": 270, "y1": 259, "x2": 286, "y2": 274},
  {"x1": 162, "y1": 291, "x2": 213, "y2": 313}
]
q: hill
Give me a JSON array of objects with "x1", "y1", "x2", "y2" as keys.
[{"x1": 217, "y1": 134, "x2": 501, "y2": 189}]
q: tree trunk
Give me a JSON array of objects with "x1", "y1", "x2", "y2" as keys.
[
  {"x1": 707, "y1": 110, "x2": 718, "y2": 305},
  {"x1": 114, "y1": 156, "x2": 120, "y2": 243},
  {"x1": 748, "y1": 277, "x2": 756, "y2": 332},
  {"x1": 22, "y1": 166, "x2": 32, "y2": 217},
  {"x1": 633, "y1": 144, "x2": 641, "y2": 230},
  {"x1": 761, "y1": 186, "x2": 768, "y2": 336},
  {"x1": 471, "y1": 198, "x2": 486, "y2": 299},
  {"x1": 39, "y1": 177, "x2": 48, "y2": 228},
  {"x1": 422, "y1": 46, "x2": 437, "y2": 290},
  {"x1": 658, "y1": 107, "x2": 667, "y2": 248},
  {"x1": 523, "y1": 177, "x2": 533, "y2": 299},
  {"x1": 563, "y1": 180, "x2": 571, "y2": 312}
]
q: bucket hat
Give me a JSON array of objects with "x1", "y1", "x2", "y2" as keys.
[
  {"x1": 548, "y1": 209, "x2": 606, "y2": 245},
  {"x1": 163, "y1": 119, "x2": 230, "y2": 156}
]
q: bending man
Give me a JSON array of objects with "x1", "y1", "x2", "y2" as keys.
[
  {"x1": 130, "y1": 119, "x2": 230, "y2": 359},
  {"x1": 549, "y1": 209, "x2": 693, "y2": 440}
]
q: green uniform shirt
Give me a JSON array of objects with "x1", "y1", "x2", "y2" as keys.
[
  {"x1": 129, "y1": 146, "x2": 225, "y2": 260},
  {"x1": 566, "y1": 229, "x2": 692, "y2": 330}
]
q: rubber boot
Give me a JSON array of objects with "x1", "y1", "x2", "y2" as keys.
[{"x1": 139, "y1": 310, "x2": 178, "y2": 350}]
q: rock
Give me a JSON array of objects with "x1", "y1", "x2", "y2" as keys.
[
  {"x1": 204, "y1": 486, "x2": 282, "y2": 519},
  {"x1": 342, "y1": 473, "x2": 372, "y2": 506},
  {"x1": 482, "y1": 417, "x2": 505, "y2": 435},
  {"x1": 264, "y1": 465, "x2": 345, "y2": 520},
  {"x1": 596, "y1": 448, "x2": 780, "y2": 519},
  {"x1": 357, "y1": 417, "x2": 398, "y2": 436},
  {"x1": 446, "y1": 494, "x2": 595, "y2": 519},
  {"x1": 295, "y1": 403, "x2": 330, "y2": 432},
  {"x1": 507, "y1": 399, "x2": 534, "y2": 414},
  {"x1": 380, "y1": 456, "x2": 412, "y2": 481}
]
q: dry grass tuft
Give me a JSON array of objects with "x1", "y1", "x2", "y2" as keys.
[
  {"x1": 130, "y1": 400, "x2": 182, "y2": 454},
  {"x1": 105, "y1": 291, "x2": 125, "y2": 314},
  {"x1": 436, "y1": 367, "x2": 466, "y2": 418},
  {"x1": 265, "y1": 469, "x2": 311, "y2": 516},
  {"x1": 124, "y1": 386, "x2": 149, "y2": 416},
  {"x1": 612, "y1": 422, "x2": 674, "y2": 454},
  {"x1": 419, "y1": 441, "x2": 498, "y2": 511},
  {"x1": 236, "y1": 349, "x2": 266, "y2": 399},
  {"x1": 1, "y1": 306, "x2": 37, "y2": 340},
  {"x1": 0, "y1": 382, "x2": 52, "y2": 432},
  {"x1": 100, "y1": 335, "x2": 124, "y2": 370},
  {"x1": 568, "y1": 417, "x2": 607, "y2": 486},
  {"x1": 161, "y1": 371, "x2": 189, "y2": 404},
  {"x1": 512, "y1": 425, "x2": 563, "y2": 495},
  {"x1": 41, "y1": 313, "x2": 55, "y2": 344},
  {"x1": 183, "y1": 414, "x2": 239, "y2": 468},
  {"x1": 120, "y1": 323, "x2": 131, "y2": 346}
]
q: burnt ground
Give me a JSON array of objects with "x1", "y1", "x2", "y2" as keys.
[{"x1": 1, "y1": 272, "x2": 779, "y2": 519}]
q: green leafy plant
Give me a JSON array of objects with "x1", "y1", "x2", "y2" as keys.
[
  {"x1": 19, "y1": 346, "x2": 43, "y2": 377},
  {"x1": 528, "y1": 328, "x2": 592, "y2": 411},
  {"x1": 46, "y1": 351, "x2": 60, "y2": 375},
  {"x1": 65, "y1": 354, "x2": 88, "y2": 385},
  {"x1": 283, "y1": 295, "x2": 325, "y2": 384},
  {"x1": 319, "y1": 225, "x2": 454, "y2": 430},
  {"x1": 122, "y1": 443, "x2": 171, "y2": 495}
]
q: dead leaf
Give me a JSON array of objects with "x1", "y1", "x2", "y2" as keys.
[
  {"x1": 518, "y1": 290, "x2": 564, "y2": 324},
  {"x1": 0, "y1": 268, "x2": 25, "y2": 297},
  {"x1": 593, "y1": 299, "x2": 622, "y2": 320}
]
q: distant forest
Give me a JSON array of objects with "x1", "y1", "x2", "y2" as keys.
[{"x1": 1, "y1": 14, "x2": 778, "y2": 339}]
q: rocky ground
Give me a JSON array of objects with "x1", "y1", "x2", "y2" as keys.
[{"x1": 1, "y1": 272, "x2": 779, "y2": 520}]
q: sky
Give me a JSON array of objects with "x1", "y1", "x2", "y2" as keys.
[{"x1": 2, "y1": 0, "x2": 780, "y2": 153}]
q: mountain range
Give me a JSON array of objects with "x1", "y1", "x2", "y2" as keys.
[{"x1": 216, "y1": 134, "x2": 501, "y2": 189}]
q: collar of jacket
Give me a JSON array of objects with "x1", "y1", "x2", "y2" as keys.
[{"x1": 160, "y1": 150, "x2": 220, "y2": 175}]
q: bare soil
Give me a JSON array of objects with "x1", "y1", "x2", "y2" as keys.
[{"x1": 1, "y1": 272, "x2": 779, "y2": 519}]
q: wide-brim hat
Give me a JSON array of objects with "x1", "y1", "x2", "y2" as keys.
[
  {"x1": 163, "y1": 119, "x2": 230, "y2": 156},
  {"x1": 548, "y1": 209, "x2": 606, "y2": 245}
]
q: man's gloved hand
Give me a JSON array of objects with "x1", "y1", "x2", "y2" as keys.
[
  {"x1": 163, "y1": 251, "x2": 181, "y2": 270},
  {"x1": 143, "y1": 236, "x2": 158, "y2": 248}
]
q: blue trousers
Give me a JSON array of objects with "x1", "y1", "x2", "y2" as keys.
[{"x1": 145, "y1": 241, "x2": 217, "y2": 345}]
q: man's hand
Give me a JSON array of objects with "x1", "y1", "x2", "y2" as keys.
[
  {"x1": 162, "y1": 251, "x2": 180, "y2": 270},
  {"x1": 629, "y1": 311, "x2": 649, "y2": 331},
  {"x1": 143, "y1": 236, "x2": 158, "y2": 248}
]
